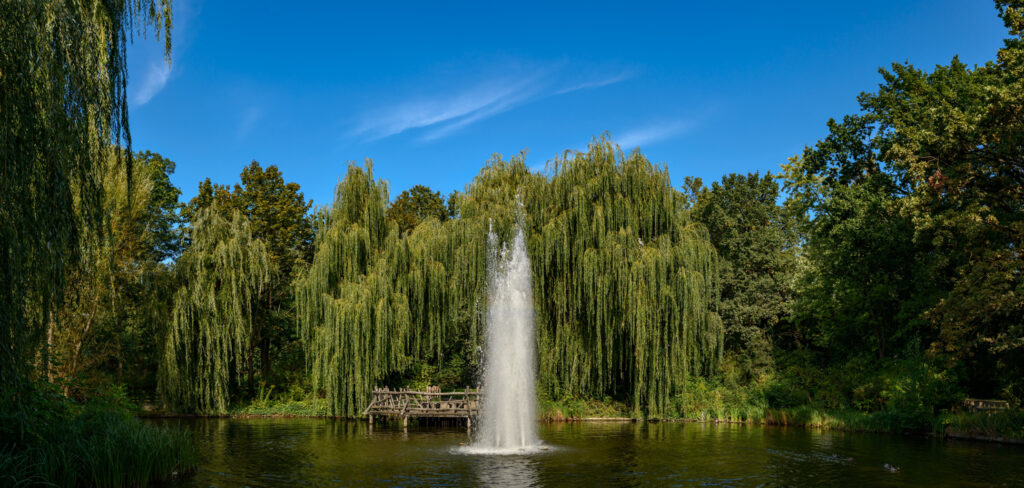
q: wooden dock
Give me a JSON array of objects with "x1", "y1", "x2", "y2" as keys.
[
  {"x1": 362, "y1": 386, "x2": 480, "y2": 431},
  {"x1": 964, "y1": 398, "x2": 1010, "y2": 412}
]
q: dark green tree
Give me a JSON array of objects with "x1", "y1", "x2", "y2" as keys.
[
  {"x1": 684, "y1": 173, "x2": 798, "y2": 379},
  {"x1": 387, "y1": 184, "x2": 449, "y2": 234},
  {"x1": 778, "y1": 0, "x2": 1024, "y2": 403},
  {"x1": 181, "y1": 179, "x2": 232, "y2": 232},
  {"x1": 232, "y1": 162, "x2": 314, "y2": 275},
  {"x1": 231, "y1": 162, "x2": 312, "y2": 383},
  {"x1": 136, "y1": 151, "x2": 185, "y2": 262},
  {"x1": 862, "y1": 1, "x2": 1024, "y2": 398}
]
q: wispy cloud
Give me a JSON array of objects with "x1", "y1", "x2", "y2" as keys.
[
  {"x1": 133, "y1": 62, "x2": 171, "y2": 106},
  {"x1": 237, "y1": 106, "x2": 263, "y2": 139},
  {"x1": 420, "y1": 82, "x2": 545, "y2": 141},
  {"x1": 555, "y1": 70, "x2": 634, "y2": 95},
  {"x1": 616, "y1": 120, "x2": 691, "y2": 149},
  {"x1": 353, "y1": 76, "x2": 544, "y2": 141},
  {"x1": 353, "y1": 66, "x2": 635, "y2": 142}
]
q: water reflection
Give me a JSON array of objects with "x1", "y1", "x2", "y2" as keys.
[
  {"x1": 474, "y1": 454, "x2": 539, "y2": 487},
  {"x1": 153, "y1": 418, "x2": 1024, "y2": 487}
]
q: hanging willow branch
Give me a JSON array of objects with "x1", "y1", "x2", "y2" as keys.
[
  {"x1": 295, "y1": 162, "x2": 490, "y2": 416},
  {"x1": 298, "y1": 139, "x2": 722, "y2": 417},
  {"x1": 527, "y1": 140, "x2": 723, "y2": 415},
  {"x1": 1, "y1": 0, "x2": 172, "y2": 381},
  {"x1": 159, "y1": 208, "x2": 273, "y2": 413}
]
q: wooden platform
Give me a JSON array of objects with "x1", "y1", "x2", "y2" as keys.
[
  {"x1": 362, "y1": 386, "x2": 480, "y2": 430},
  {"x1": 964, "y1": 398, "x2": 1010, "y2": 412}
]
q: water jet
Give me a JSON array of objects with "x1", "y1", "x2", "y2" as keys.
[{"x1": 467, "y1": 225, "x2": 540, "y2": 454}]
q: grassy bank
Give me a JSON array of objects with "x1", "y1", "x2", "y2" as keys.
[
  {"x1": 539, "y1": 397, "x2": 927, "y2": 432},
  {"x1": 157, "y1": 375, "x2": 1024, "y2": 445},
  {"x1": 539, "y1": 397, "x2": 1024, "y2": 442},
  {"x1": 1, "y1": 382, "x2": 196, "y2": 488},
  {"x1": 229, "y1": 397, "x2": 330, "y2": 417},
  {"x1": 938, "y1": 410, "x2": 1024, "y2": 442}
]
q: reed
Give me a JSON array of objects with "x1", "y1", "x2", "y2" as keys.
[
  {"x1": 1, "y1": 382, "x2": 196, "y2": 488},
  {"x1": 939, "y1": 410, "x2": 1024, "y2": 441}
]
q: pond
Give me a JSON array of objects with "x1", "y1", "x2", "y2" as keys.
[{"x1": 156, "y1": 418, "x2": 1024, "y2": 487}]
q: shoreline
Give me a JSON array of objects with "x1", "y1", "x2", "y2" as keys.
[{"x1": 139, "y1": 412, "x2": 1024, "y2": 445}]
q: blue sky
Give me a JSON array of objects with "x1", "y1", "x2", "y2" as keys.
[{"x1": 126, "y1": 0, "x2": 1009, "y2": 207}]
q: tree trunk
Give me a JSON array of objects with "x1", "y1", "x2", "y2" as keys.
[
  {"x1": 247, "y1": 339, "x2": 255, "y2": 391},
  {"x1": 261, "y1": 336, "x2": 271, "y2": 382},
  {"x1": 46, "y1": 310, "x2": 54, "y2": 383}
]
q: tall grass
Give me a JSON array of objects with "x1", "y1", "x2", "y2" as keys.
[
  {"x1": 670, "y1": 405, "x2": 934, "y2": 433},
  {"x1": 1, "y1": 382, "x2": 196, "y2": 488},
  {"x1": 230, "y1": 397, "x2": 329, "y2": 417},
  {"x1": 939, "y1": 410, "x2": 1024, "y2": 441},
  {"x1": 539, "y1": 395, "x2": 632, "y2": 420}
]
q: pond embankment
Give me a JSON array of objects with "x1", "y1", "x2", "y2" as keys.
[{"x1": 141, "y1": 400, "x2": 1024, "y2": 445}]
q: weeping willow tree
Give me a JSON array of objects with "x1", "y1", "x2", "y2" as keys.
[
  {"x1": 160, "y1": 208, "x2": 273, "y2": 413},
  {"x1": 0, "y1": 1, "x2": 172, "y2": 382},
  {"x1": 528, "y1": 141, "x2": 722, "y2": 416},
  {"x1": 295, "y1": 162, "x2": 490, "y2": 416},
  {"x1": 453, "y1": 142, "x2": 722, "y2": 415},
  {"x1": 299, "y1": 139, "x2": 722, "y2": 417}
]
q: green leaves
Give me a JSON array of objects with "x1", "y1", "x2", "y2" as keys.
[
  {"x1": 298, "y1": 139, "x2": 723, "y2": 417},
  {"x1": 160, "y1": 209, "x2": 274, "y2": 413},
  {"x1": 295, "y1": 162, "x2": 489, "y2": 416},
  {"x1": 1, "y1": 0, "x2": 172, "y2": 381},
  {"x1": 688, "y1": 173, "x2": 798, "y2": 379},
  {"x1": 387, "y1": 185, "x2": 449, "y2": 234},
  {"x1": 780, "y1": 2, "x2": 1024, "y2": 401},
  {"x1": 529, "y1": 139, "x2": 722, "y2": 416}
]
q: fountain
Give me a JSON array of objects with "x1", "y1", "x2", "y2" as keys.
[{"x1": 466, "y1": 225, "x2": 540, "y2": 453}]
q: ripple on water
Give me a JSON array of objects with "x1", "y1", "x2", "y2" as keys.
[{"x1": 452, "y1": 442, "x2": 555, "y2": 456}]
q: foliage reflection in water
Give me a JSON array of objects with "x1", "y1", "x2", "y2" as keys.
[{"x1": 154, "y1": 418, "x2": 1024, "y2": 487}]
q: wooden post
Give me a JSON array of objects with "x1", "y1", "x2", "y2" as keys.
[{"x1": 402, "y1": 415, "x2": 408, "y2": 431}]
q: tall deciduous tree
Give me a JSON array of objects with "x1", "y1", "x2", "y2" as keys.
[
  {"x1": 52, "y1": 151, "x2": 181, "y2": 396},
  {"x1": 136, "y1": 151, "x2": 185, "y2": 262},
  {"x1": 779, "y1": 0, "x2": 1024, "y2": 400},
  {"x1": 160, "y1": 208, "x2": 273, "y2": 413},
  {"x1": 387, "y1": 185, "x2": 449, "y2": 234},
  {"x1": 863, "y1": 1, "x2": 1024, "y2": 397},
  {"x1": 231, "y1": 162, "x2": 312, "y2": 383},
  {"x1": 181, "y1": 162, "x2": 312, "y2": 387},
  {"x1": 1, "y1": 0, "x2": 172, "y2": 382},
  {"x1": 684, "y1": 173, "x2": 798, "y2": 379}
]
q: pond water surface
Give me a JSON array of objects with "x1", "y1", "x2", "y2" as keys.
[{"x1": 156, "y1": 418, "x2": 1024, "y2": 487}]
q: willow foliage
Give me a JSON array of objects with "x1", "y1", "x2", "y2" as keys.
[
  {"x1": 160, "y1": 209, "x2": 273, "y2": 413},
  {"x1": 528, "y1": 141, "x2": 722, "y2": 415},
  {"x1": 296, "y1": 163, "x2": 490, "y2": 416},
  {"x1": 299, "y1": 140, "x2": 722, "y2": 417},
  {"x1": 0, "y1": 0, "x2": 172, "y2": 381}
]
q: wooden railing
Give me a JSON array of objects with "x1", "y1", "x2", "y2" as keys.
[
  {"x1": 964, "y1": 398, "x2": 1010, "y2": 412},
  {"x1": 362, "y1": 386, "x2": 480, "y2": 429}
]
